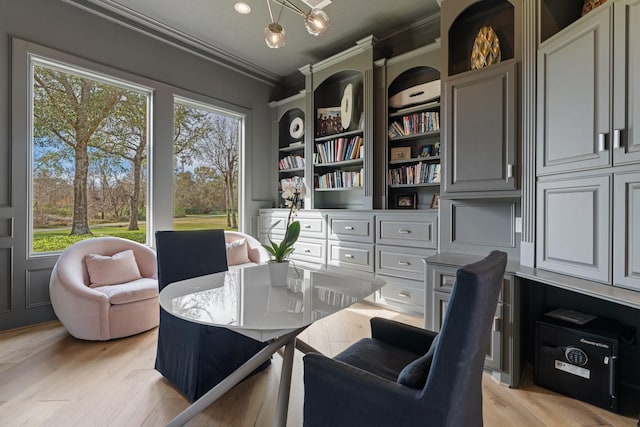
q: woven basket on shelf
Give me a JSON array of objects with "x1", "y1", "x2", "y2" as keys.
[{"x1": 582, "y1": 0, "x2": 607, "y2": 16}]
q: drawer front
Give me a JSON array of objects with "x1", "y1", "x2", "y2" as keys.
[
  {"x1": 429, "y1": 264, "x2": 458, "y2": 293},
  {"x1": 327, "y1": 241, "x2": 374, "y2": 272},
  {"x1": 298, "y1": 217, "x2": 326, "y2": 239},
  {"x1": 259, "y1": 213, "x2": 287, "y2": 234},
  {"x1": 328, "y1": 215, "x2": 374, "y2": 243},
  {"x1": 428, "y1": 263, "x2": 507, "y2": 302},
  {"x1": 379, "y1": 280, "x2": 425, "y2": 310},
  {"x1": 376, "y1": 246, "x2": 435, "y2": 281},
  {"x1": 376, "y1": 216, "x2": 437, "y2": 248},
  {"x1": 290, "y1": 238, "x2": 326, "y2": 264}
]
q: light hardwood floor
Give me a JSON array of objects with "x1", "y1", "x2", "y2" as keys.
[{"x1": 0, "y1": 303, "x2": 638, "y2": 427}]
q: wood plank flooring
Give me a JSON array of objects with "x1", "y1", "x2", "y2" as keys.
[{"x1": 0, "y1": 302, "x2": 638, "y2": 426}]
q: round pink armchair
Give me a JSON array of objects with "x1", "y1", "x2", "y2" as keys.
[
  {"x1": 224, "y1": 231, "x2": 270, "y2": 265},
  {"x1": 49, "y1": 237, "x2": 159, "y2": 341}
]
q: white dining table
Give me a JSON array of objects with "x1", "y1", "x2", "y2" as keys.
[{"x1": 159, "y1": 262, "x2": 386, "y2": 427}]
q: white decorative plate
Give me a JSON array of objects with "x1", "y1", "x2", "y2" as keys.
[
  {"x1": 340, "y1": 83, "x2": 353, "y2": 130},
  {"x1": 289, "y1": 117, "x2": 304, "y2": 139}
]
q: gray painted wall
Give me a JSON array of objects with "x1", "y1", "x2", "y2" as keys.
[{"x1": 0, "y1": 0, "x2": 277, "y2": 329}]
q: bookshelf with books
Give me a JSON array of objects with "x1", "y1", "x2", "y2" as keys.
[
  {"x1": 385, "y1": 43, "x2": 442, "y2": 210},
  {"x1": 270, "y1": 91, "x2": 306, "y2": 208},
  {"x1": 300, "y1": 36, "x2": 379, "y2": 209}
]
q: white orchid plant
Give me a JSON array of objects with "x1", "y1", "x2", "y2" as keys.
[{"x1": 263, "y1": 180, "x2": 306, "y2": 262}]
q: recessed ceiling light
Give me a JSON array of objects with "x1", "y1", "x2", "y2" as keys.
[{"x1": 234, "y1": 2, "x2": 251, "y2": 14}]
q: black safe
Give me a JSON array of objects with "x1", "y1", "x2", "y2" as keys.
[{"x1": 535, "y1": 314, "x2": 620, "y2": 412}]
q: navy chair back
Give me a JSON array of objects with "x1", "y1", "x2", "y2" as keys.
[{"x1": 154, "y1": 229, "x2": 269, "y2": 401}]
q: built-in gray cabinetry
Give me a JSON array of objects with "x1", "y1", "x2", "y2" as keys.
[
  {"x1": 536, "y1": 175, "x2": 610, "y2": 283},
  {"x1": 536, "y1": 0, "x2": 640, "y2": 291},
  {"x1": 425, "y1": 255, "x2": 519, "y2": 386},
  {"x1": 537, "y1": 4, "x2": 611, "y2": 174},
  {"x1": 613, "y1": 172, "x2": 640, "y2": 291},
  {"x1": 258, "y1": 209, "x2": 437, "y2": 316},
  {"x1": 327, "y1": 213, "x2": 374, "y2": 273},
  {"x1": 538, "y1": 0, "x2": 640, "y2": 174},
  {"x1": 443, "y1": 61, "x2": 517, "y2": 193},
  {"x1": 269, "y1": 91, "x2": 306, "y2": 207},
  {"x1": 375, "y1": 212, "x2": 438, "y2": 315}
]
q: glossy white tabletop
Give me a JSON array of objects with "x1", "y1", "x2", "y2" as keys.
[{"x1": 159, "y1": 263, "x2": 386, "y2": 341}]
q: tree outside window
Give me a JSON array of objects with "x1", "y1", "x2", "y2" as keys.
[
  {"x1": 173, "y1": 99, "x2": 241, "y2": 231},
  {"x1": 31, "y1": 60, "x2": 150, "y2": 253}
]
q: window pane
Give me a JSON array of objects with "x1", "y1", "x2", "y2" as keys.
[
  {"x1": 173, "y1": 99, "x2": 241, "y2": 231},
  {"x1": 31, "y1": 61, "x2": 150, "y2": 253}
]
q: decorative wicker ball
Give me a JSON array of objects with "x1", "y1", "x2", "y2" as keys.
[
  {"x1": 582, "y1": 0, "x2": 607, "y2": 16},
  {"x1": 471, "y1": 26, "x2": 501, "y2": 70}
]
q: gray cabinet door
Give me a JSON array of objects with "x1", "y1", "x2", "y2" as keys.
[
  {"x1": 613, "y1": 172, "x2": 640, "y2": 290},
  {"x1": 443, "y1": 61, "x2": 517, "y2": 193},
  {"x1": 537, "y1": 176, "x2": 611, "y2": 283},
  {"x1": 613, "y1": 0, "x2": 640, "y2": 165},
  {"x1": 537, "y1": 6, "x2": 611, "y2": 174}
]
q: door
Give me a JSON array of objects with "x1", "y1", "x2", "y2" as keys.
[
  {"x1": 537, "y1": 175, "x2": 611, "y2": 283},
  {"x1": 613, "y1": 0, "x2": 640, "y2": 165},
  {"x1": 537, "y1": 5, "x2": 611, "y2": 174},
  {"x1": 613, "y1": 172, "x2": 640, "y2": 290},
  {"x1": 443, "y1": 61, "x2": 517, "y2": 193}
]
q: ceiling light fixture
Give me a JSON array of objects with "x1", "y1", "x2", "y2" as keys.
[
  {"x1": 264, "y1": 0, "x2": 330, "y2": 49},
  {"x1": 234, "y1": 2, "x2": 251, "y2": 14}
]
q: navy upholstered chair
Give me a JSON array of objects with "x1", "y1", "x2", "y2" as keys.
[
  {"x1": 155, "y1": 229, "x2": 270, "y2": 401},
  {"x1": 303, "y1": 250, "x2": 508, "y2": 427}
]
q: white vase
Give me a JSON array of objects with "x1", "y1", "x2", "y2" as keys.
[{"x1": 268, "y1": 260, "x2": 290, "y2": 287}]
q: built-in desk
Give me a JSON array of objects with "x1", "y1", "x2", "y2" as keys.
[{"x1": 425, "y1": 252, "x2": 640, "y2": 397}]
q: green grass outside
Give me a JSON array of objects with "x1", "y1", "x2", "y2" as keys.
[{"x1": 32, "y1": 215, "x2": 237, "y2": 252}]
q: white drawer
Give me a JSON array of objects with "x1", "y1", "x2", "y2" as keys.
[
  {"x1": 376, "y1": 245, "x2": 435, "y2": 281},
  {"x1": 298, "y1": 216, "x2": 326, "y2": 239},
  {"x1": 291, "y1": 238, "x2": 326, "y2": 264},
  {"x1": 380, "y1": 285, "x2": 425, "y2": 308},
  {"x1": 328, "y1": 215, "x2": 374, "y2": 243},
  {"x1": 327, "y1": 241, "x2": 374, "y2": 272},
  {"x1": 376, "y1": 214, "x2": 437, "y2": 249},
  {"x1": 259, "y1": 213, "x2": 287, "y2": 234}
]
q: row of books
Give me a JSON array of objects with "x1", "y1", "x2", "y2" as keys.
[
  {"x1": 314, "y1": 169, "x2": 363, "y2": 189},
  {"x1": 388, "y1": 163, "x2": 441, "y2": 186},
  {"x1": 279, "y1": 155, "x2": 305, "y2": 170},
  {"x1": 389, "y1": 111, "x2": 440, "y2": 139},
  {"x1": 315, "y1": 136, "x2": 363, "y2": 164}
]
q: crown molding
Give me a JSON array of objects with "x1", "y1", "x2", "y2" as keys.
[{"x1": 62, "y1": 0, "x2": 282, "y2": 86}]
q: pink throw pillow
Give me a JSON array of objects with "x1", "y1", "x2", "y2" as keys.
[
  {"x1": 226, "y1": 238, "x2": 251, "y2": 265},
  {"x1": 85, "y1": 249, "x2": 143, "y2": 287}
]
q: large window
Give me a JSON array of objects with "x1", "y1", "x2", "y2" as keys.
[
  {"x1": 173, "y1": 97, "x2": 242, "y2": 231},
  {"x1": 30, "y1": 57, "x2": 152, "y2": 254}
]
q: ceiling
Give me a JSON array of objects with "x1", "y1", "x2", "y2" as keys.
[{"x1": 63, "y1": 0, "x2": 442, "y2": 85}]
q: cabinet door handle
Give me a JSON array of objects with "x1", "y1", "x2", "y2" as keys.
[
  {"x1": 398, "y1": 261, "x2": 410, "y2": 266},
  {"x1": 613, "y1": 129, "x2": 622, "y2": 149},
  {"x1": 398, "y1": 292, "x2": 411, "y2": 298},
  {"x1": 493, "y1": 317, "x2": 501, "y2": 332},
  {"x1": 344, "y1": 226, "x2": 354, "y2": 230},
  {"x1": 398, "y1": 229, "x2": 411, "y2": 234},
  {"x1": 304, "y1": 249, "x2": 311, "y2": 253},
  {"x1": 506, "y1": 163, "x2": 513, "y2": 178},
  {"x1": 304, "y1": 224, "x2": 312, "y2": 229},
  {"x1": 344, "y1": 253, "x2": 354, "y2": 259},
  {"x1": 598, "y1": 133, "x2": 608, "y2": 152}
]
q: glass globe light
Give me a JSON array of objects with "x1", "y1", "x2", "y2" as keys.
[
  {"x1": 305, "y1": 8, "x2": 329, "y2": 36},
  {"x1": 265, "y1": 23, "x2": 286, "y2": 48}
]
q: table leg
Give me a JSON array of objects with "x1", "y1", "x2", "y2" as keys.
[
  {"x1": 166, "y1": 328, "x2": 302, "y2": 427},
  {"x1": 274, "y1": 337, "x2": 296, "y2": 427}
]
